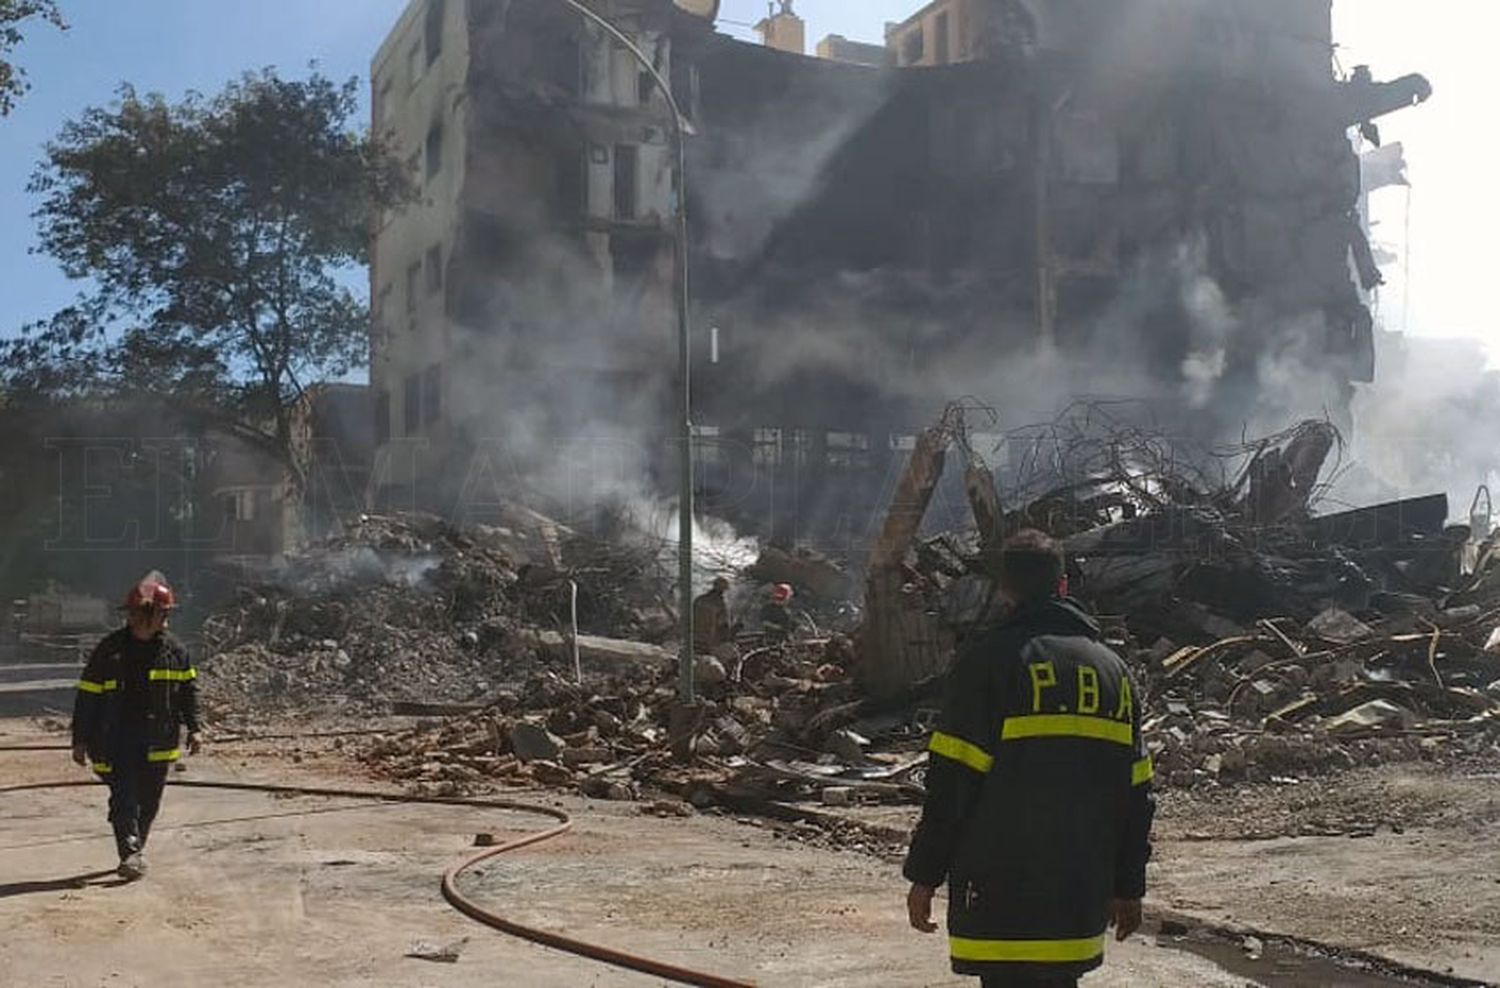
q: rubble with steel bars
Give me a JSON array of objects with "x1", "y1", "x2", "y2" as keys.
[
  {"x1": 202, "y1": 404, "x2": 1500, "y2": 812},
  {"x1": 850, "y1": 403, "x2": 1500, "y2": 793},
  {"x1": 198, "y1": 510, "x2": 682, "y2": 725}
]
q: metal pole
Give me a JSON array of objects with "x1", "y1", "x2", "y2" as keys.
[
  {"x1": 673, "y1": 126, "x2": 696, "y2": 704},
  {"x1": 568, "y1": 578, "x2": 582, "y2": 684},
  {"x1": 1033, "y1": 92, "x2": 1055, "y2": 348},
  {"x1": 552, "y1": 0, "x2": 696, "y2": 703}
]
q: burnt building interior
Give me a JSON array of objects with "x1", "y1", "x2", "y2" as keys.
[{"x1": 397, "y1": 0, "x2": 1430, "y2": 547}]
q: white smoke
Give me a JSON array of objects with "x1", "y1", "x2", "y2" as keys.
[
  {"x1": 1177, "y1": 241, "x2": 1236, "y2": 409},
  {"x1": 1334, "y1": 331, "x2": 1500, "y2": 519}
]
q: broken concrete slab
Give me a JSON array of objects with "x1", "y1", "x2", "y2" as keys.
[
  {"x1": 745, "y1": 546, "x2": 853, "y2": 601},
  {"x1": 825, "y1": 728, "x2": 871, "y2": 765},
  {"x1": 405, "y1": 936, "x2": 469, "y2": 963},
  {"x1": 694, "y1": 654, "x2": 728, "y2": 687},
  {"x1": 1306, "y1": 608, "x2": 1375, "y2": 645},
  {"x1": 1325, "y1": 700, "x2": 1419, "y2": 736},
  {"x1": 528, "y1": 631, "x2": 674, "y2": 667},
  {"x1": 529, "y1": 761, "x2": 574, "y2": 786},
  {"x1": 509, "y1": 722, "x2": 565, "y2": 763}
]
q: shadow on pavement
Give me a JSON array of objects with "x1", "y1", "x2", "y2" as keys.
[
  {"x1": 0, "y1": 868, "x2": 126, "y2": 898},
  {"x1": 0, "y1": 687, "x2": 74, "y2": 718}
]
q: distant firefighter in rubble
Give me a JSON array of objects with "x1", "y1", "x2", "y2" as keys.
[
  {"x1": 692, "y1": 575, "x2": 735, "y2": 653},
  {"x1": 70, "y1": 572, "x2": 202, "y2": 881},
  {"x1": 760, "y1": 583, "x2": 796, "y2": 643},
  {"x1": 904, "y1": 531, "x2": 1154, "y2": 988}
]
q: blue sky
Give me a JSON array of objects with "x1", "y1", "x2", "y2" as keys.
[
  {"x1": 0, "y1": 0, "x2": 410, "y2": 333},
  {"x1": 0, "y1": 1, "x2": 1485, "y2": 360},
  {"x1": 0, "y1": 0, "x2": 910, "y2": 337}
]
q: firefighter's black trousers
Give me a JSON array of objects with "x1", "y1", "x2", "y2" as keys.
[
  {"x1": 105, "y1": 754, "x2": 169, "y2": 860},
  {"x1": 981, "y1": 977, "x2": 1077, "y2": 988}
]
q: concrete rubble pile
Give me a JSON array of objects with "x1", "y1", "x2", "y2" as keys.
[
  {"x1": 336, "y1": 523, "x2": 928, "y2": 810},
  {"x1": 204, "y1": 411, "x2": 1500, "y2": 812},
  {"x1": 355, "y1": 636, "x2": 893, "y2": 803},
  {"x1": 199, "y1": 512, "x2": 676, "y2": 725},
  {"x1": 877, "y1": 411, "x2": 1500, "y2": 791},
  {"x1": 196, "y1": 508, "x2": 898, "y2": 812}
]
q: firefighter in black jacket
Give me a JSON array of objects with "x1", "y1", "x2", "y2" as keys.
[
  {"x1": 71, "y1": 572, "x2": 202, "y2": 881},
  {"x1": 904, "y1": 531, "x2": 1155, "y2": 988}
]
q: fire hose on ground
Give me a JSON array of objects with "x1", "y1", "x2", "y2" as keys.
[
  {"x1": 0, "y1": 742, "x2": 755, "y2": 988},
  {"x1": 3, "y1": 740, "x2": 1491, "y2": 988}
]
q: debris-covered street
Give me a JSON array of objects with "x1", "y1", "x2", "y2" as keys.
[
  {"x1": 3, "y1": 725, "x2": 1493, "y2": 987},
  {"x1": 10, "y1": 467, "x2": 1500, "y2": 983},
  {"x1": 3, "y1": 0, "x2": 1498, "y2": 985}
]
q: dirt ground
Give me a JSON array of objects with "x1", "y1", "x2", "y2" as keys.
[
  {"x1": 1151, "y1": 765, "x2": 1500, "y2": 983},
  {"x1": 0, "y1": 719, "x2": 1262, "y2": 988},
  {"x1": 842, "y1": 763, "x2": 1500, "y2": 985}
]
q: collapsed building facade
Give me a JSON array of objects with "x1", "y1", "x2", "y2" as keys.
[{"x1": 368, "y1": 0, "x2": 1429, "y2": 546}]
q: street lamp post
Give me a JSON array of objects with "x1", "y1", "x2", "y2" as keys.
[{"x1": 551, "y1": 0, "x2": 697, "y2": 703}]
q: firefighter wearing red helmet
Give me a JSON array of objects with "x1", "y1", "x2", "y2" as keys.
[
  {"x1": 760, "y1": 583, "x2": 796, "y2": 643},
  {"x1": 123, "y1": 574, "x2": 178, "y2": 612},
  {"x1": 70, "y1": 571, "x2": 202, "y2": 881}
]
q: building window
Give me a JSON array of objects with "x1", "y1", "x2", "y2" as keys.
[
  {"x1": 637, "y1": 70, "x2": 654, "y2": 106},
  {"x1": 550, "y1": 35, "x2": 582, "y2": 96},
  {"x1": 556, "y1": 147, "x2": 585, "y2": 219},
  {"x1": 376, "y1": 76, "x2": 395, "y2": 128},
  {"x1": 935, "y1": 12, "x2": 950, "y2": 64},
  {"x1": 692, "y1": 424, "x2": 726, "y2": 468},
  {"x1": 222, "y1": 490, "x2": 256, "y2": 523},
  {"x1": 613, "y1": 144, "x2": 638, "y2": 220},
  {"x1": 610, "y1": 235, "x2": 656, "y2": 291},
  {"x1": 828, "y1": 432, "x2": 872, "y2": 470},
  {"x1": 425, "y1": 122, "x2": 443, "y2": 181},
  {"x1": 901, "y1": 25, "x2": 924, "y2": 65},
  {"x1": 752, "y1": 427, "x2": 782, "y2": 467},
  {"x1": 425, "y1": 244, "x2": 443, "y2": 296},
  {"x1": 375, "y1": 391, "x2": 391, "y2": 445},
  {"x1": 786, "y1": 430, "x2": 812, "y2": 469},
  {"x1": 422, "y1": 364, "x2": 442, "y2": 426},
  {"x1": 408, "y1": 41, "x2": 423, "y2": 89},
  {"x1": 403, "y1": 374, "x2": 421, "y2": 435},
  {"x1": 375, "y1": 282, "x2": 394, "y2": 340},
  {"x1": 424, "y1": 0, "x2": 445, "y2": 67},
  {"x1": 406, "y1": 261, "x2": 421, "y2": 315}
]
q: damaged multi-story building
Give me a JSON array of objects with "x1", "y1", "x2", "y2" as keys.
[{"x1": 369, "y1": 0, "x2": 1429, "y2": 546}]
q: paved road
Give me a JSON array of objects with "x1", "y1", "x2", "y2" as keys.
[
  {"x1": 0, "y1": 662, "x2": 80, "y2": 717},
  {"x1": 0, "y1": 725, "x2": 1258, "y2": 988}
]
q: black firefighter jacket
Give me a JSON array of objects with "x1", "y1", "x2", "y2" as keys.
[
  {"x1": 903, "y1": 597, "x2": 1155, "y2": 981},
  {"x1": 71, "y1": 628, "x2": 200, "y2": 774}
]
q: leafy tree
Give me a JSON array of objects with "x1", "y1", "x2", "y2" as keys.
[
  {"x1": 0, "y1": 0, "x2": 64, "y2": 115},
  {"x1": 5, "y1": 70, "x2": 414, "y2": 503}
]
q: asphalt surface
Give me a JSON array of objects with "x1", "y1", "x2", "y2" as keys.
[{"x1": 0, "y1": 661, "x2": 80, "y2": 717}]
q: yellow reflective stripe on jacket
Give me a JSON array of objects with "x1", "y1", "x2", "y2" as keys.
[
  {"x1": 77, "y1": 679, "x2": 119, "y2": 694},
  {"x1": 929, "y1": 731, "x2": 995, "y2": 774},
  {"x1": 1001, "y1": 714, "x2": 1133, "y2": 747},
  {"x1": 146, "y1": 748, "x2": 181, "y2": 763},
  {"x1": 1132, "y1": 755, "x2": 1154, "y2": 786},
  {"x1": 148, "y1": 667, "x2": 197, "y2": 682},
  {"x1": 92, "y1": 762, "x2": 112, "y2": 774},
  {"x1": 950, "y1": 932, "x2": 1107, "y2": 963}
]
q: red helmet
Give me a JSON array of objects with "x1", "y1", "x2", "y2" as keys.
[
  {"x1": 771, "y1": 583, "x2": 794, "y2": 603},
  {"x1": 124, "y1": 571, "x2": 177, "y2": 612}
]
